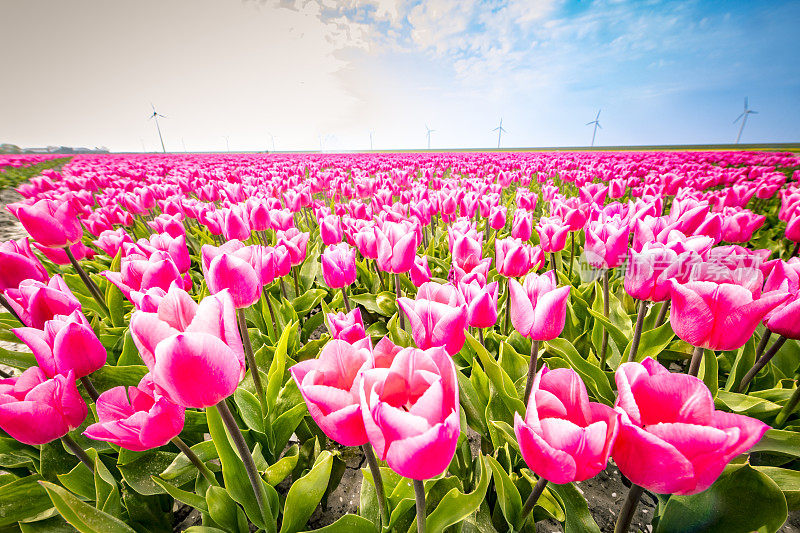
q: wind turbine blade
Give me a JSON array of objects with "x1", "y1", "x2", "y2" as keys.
[
  {"x1": 733, "y1": 113, "x2": 744, "y2": 123},
  {"x1": 596, "y1": 110, "x2": 601, "y2": 120},
  {"x1": 744, "y1": 97, "x2": 748, "y2": 109},
  {"x1": 597, "y1": 123, "x2": 602, "y2": 129},
  {"x1": 750, "y1": 110, "x2": 759, "y2": 114},
  {"x1": 585, "y1": 121, "x2": 594, "y2": 126}
]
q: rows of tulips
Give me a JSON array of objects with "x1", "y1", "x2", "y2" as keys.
[{"x1": 0, "y1": 150, "x2": 799, "y2": 533}]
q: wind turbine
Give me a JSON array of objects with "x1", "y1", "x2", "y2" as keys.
[
  {"x1": 268, "y1": 133, "x2": 276, "y2": 152},
  {"x1": 586, "y1": 110, "x2": 601, "y2": 147},
  {"x1": 492, "y1": 118, "x2": 507, "y2": 149},
  {"x1": 734, "y1": 97, "x2": 758, "y2": 144},
  {"x1": 369, "y1": 130, "x2": 374, "y2": 151},
  {"x1": 181, "y1": 138, "x2": 187, "y2": 153},
  {"x1": 149, "y1": 104, "x2": 167, "y2": 153},
  {"x1": 425, "y1": 125, "x2": 435, "y2": 150},
  {"x1": 223, "y1": 136, "x2": 230, "y2": 153}
]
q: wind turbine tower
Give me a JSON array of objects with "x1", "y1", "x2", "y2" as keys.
[
  {"x1": 586, "y1": 110, "x2": 601, "y2": 147},
  {"x1": 734, "y1": 97, "x2": 758, "y2": 144},
  {"x1": 425, "y1": 125, "x2": 435, "y2": 150},
  {"x1": 492, "y1": 118, "x2": 507, "y2": 149},
  {"x1": 149, "y1": 104, "x2": 167, "y2": 153}
]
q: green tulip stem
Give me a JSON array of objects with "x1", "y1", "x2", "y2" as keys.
[
  {"x1": 550, "y1": 252, "x2": 557, "y2": 273},
  {"x1": 599, "y1": 270, "x2": 610, "y2": 369},
  {"x1": 478, "y1": 327, "x2": 485, "y2": 346},
  {"x1": 395, "y1": 273, "x2": 405, "y2": 330},
  {"x1": 775, "y1": 382, "x2": 800, "y2": 428},
  {"x1": 628, "y1": 300, "x2": 647, "y2": 363},
  {"x1": 171, "y1": 436, "x2": 217, "y2": 485},
  {"x1": 504, "y1": 277, "x2": 511, "y2": 336},
  {"x1": 79, "y1": 376, "x2": 100, "y2": 402},
  {"x1": 0, "y1": 293, "x2": 23, "y2": 324},
  {"x1": 341, "y1": 287, "x2": 351, "y2": 312},
  {"x1": 687, "y1": 345, "x2": 705, "y2": 377},
  {"x1": 292, "y1": 267, "x2": 301, "y2": 298},
  {"x1": 235, "y1": 308, "x2": 267, "y2": 417},
  {"x1": 64, "y1": 246, "x2": 110, "y2": 318},
  {"x1": 375, "y1": 262, "x2": 387, "y2": 291},
  {"x1": 792, "y1": 241, "x2": 799, "y2": 258},
  {"x1": 614, "y1": 484, "x2": 645, "y2": 533},
  {"x1": 280, "y1": 278, "x2": 288, "y2": 300},
  {"x1": 755, "y1": 328, "x2": 773, "y2": 360},
  {"x1": 520, "y1": 476, "x2": 548, "y2": 527},
  {"x1": 215, "y1": 401, "x2": 269, "y2": 522},
  {"x1": 262, "y1": 287, "x2": 277, "y2": 339},
  {"x1": 61, "y1": 434, "x2": 94, "y2": 472},
  {"x1": 655, "y1": 300, "x2": 670, "y2": 327},
  {"x1": 738, "y1": 336, "x2": 788, "y2": 393},
  {"x1": 414, "y1": 478, "x2": 426, "y2": 533},
  {"x1": 361, "y1": 444, "x2": 389, "y2": 527},
  {"x1": 568, "y1": 232, "x2": 575, "y2": 279},
  {"x1": 523, "y1": 340, "x2": 541, "y2": 404}
]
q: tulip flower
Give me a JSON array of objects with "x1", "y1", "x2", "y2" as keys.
[
  {"x1": 584, "y1": 219, "x2": 630, "y2": 269},
  {"x1": 105, "y1": 253, "x2": 190, "y2": 299},
  {"x1": 376, "y1": 221, "x2": 418, "y2": 274},
  {"x1": 129, "y1": 286, "x2": 167, "y2": 312},
  {"x1": 93, "y1": 229, "x2": 134, "y2": 259},
  {"x1": 11, "y1": 197, "x2": 83, "y2": 248},
  {"x1": 458, "y1": 280, "x2": 498, "y2": 329},
  {"x1": 613, "y1": 357, "x2": 768, "y2": 495},
  {"x1": 511, "y1": 210, "x2": 534, "y2": 241},
  {"x1": 509, "y1": 271, "x2": 571, "y2": 340},
  {"x1": 320, "y1": 214, "x2": 344, "y2": 245},
  {"x1": 0, "y1": 238, "x2": 49, "y2": 291},
  {"x1": 84, "y1": 374, "x2": 185, "y2": 451},
  {"x1": 514, "y1": 366, "x2": 619, "y2": 484},
  {"x1": 495, "y1": 238, "x2": 543, "y2": 278},
  {"x1": 0, "y1": 368, "x2": 87, "y2": 445},
  {"x1": 148, "y1": 213, "x2": 186, "y2": 238},
  {"x1": 354, "y1": 227, "x2": 379, "y2": 260},
  {"x1": 327, "y1": 308, "x2": 367, "y2": 343},
  {"x1": 720, "y1": 207, "x2": 765, "y2": 243},
  {"x1": 488, "y1": 205, "x2": 507, "y2": 230},
  {"x1": 397, "y1": 282, "x2": 467, "y2": 355},
  {"x1": 204, "y1": 251, "x2": 261, "y2": 309},
  {"x1": 321, "y1": 243, "x2": 357, "y2": 289},
  {"x1": 291, "y1": 338, "x2": 373, "y2": 446},
  {"x1": 410, "y1": 255, "x2": 432, "y2": 287},
  {"x1": 359, "y1": 346, "x2": 460, "y2": 480},
  {"x1": 624, "y1": 243, "x2": 679, "y2": 302},
  {"x1": 277, "y1": 228, "x2": 310, "y2": 266},
  {"x1": 13, "y1": 309, "x2": 106, "y2": 379},
  {"x1": 3, "y1": 276, "x2": 81, "y2": 328},
  {"x1": 136, "y1": 233, "x2": 191, "y2": 274},
  {"x1": 669, "y1": 280, "x2": 789, "y2": 351},
  {"x1": 766, "y1": 294, "x2": 800, "y2": 340},
  {"x1": 222, "y1": 206, "x2": 251, "y2": 241},
  {"x1": 129, "y1": 288, "x2": 245, "y2": 408},
  {"x1": 536, "y1": 216, "x2": 570, "y2": 253}
]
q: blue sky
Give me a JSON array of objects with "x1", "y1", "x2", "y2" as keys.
[{"x1": 1, "y1": 0, "x2": 798, "y2": 151}]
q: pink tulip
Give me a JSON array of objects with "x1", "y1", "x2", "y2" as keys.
[
  {"x1": 449, "y1": 227, "x2": 483, "y2": 270},
  {"x1": 488, "y1": 205, "x2": 507, "y2": 230},
  {"x1": 669, "y1": 280, "x2": 789, "y2": 351},
  {"x1": 354, "y1": 227, "x2": 379, "y2": 260},
  {"x1": 359, "y1": 346, "x2": 459, "y2": 479},
  {"x1": 376, "y1": 221, "x2": 418, "y2": 273},
  {"x1": 129, "y1": 288, "x2": 245, "y2": 408},
  {"x1": 458, "y1": 280, "x2": 499, "y2": 328},
  {"x1": 765, "y1": 294, "x2": 800, "y2": 340},
  {"x1": 511, "y1": 210, "x2": 534, "y2": 241},
  {"x1": 0, "y1": 238, "x2": 49, "y2": 291},
  {"x1": 720, "y1": 208, "x2": 765, "y2": 243},
  {"x1": 148, "y1": 213, "x2": 186, "y2": 238},
  {"x1": 4, "y1": 276, "x2": 81, "y2": 328},
  {"x1": 105, "y1": 253, "x2": 190, "y2": 299},
  {"x1": 13, "y1": 310, "x2": 106, "y2": 379},
  {"x1": 496, "y1": 238, "x2": 543, "y2": 278},
  {"x1": 93, "y1": 229, "x2": 134, "y2": 259},
  {"x1": 129, "y1": 286, "x2": 167, "y2": 312},
  {"x1": 509, "y1": 271, "x2": 571, "y2": 340},
  {"x1": 327, "y1": 308, "x2": 367, "y2": 343},
  {"x1": 320, "y1": 215, "x2": 344, "y2": 245},
  {"x1": 222, "y1": 206, "x2": 251, "y2": 241},
  {"x1": 83, "y1": 374, "x2": 185, "y2": 451},
  {"x1": 277, "y1": 228, "x2": 310, "y2": 266},
  {"x1": 0, "y1": 368, "x2": 87, "y2": 445},
  {"x1": 613, "y1": 357, "x2": 768, "y2": 494},
  {"x1": 514, "y1": 365, "x2": 619, "y2": 483},
  {"x1": 204, "y1": 251, "x2": 261, "y2": 309},
  {"x1": 624, "y1": 243, "x2": 679, "y2": 302},
  {"x1": 136, "y1": 233, "x2": 191, "y2": 274},
  {"x1": 33, "y1": 241, "x2": 96, "y2": 265},
  {"x1": 397, "y1": 282, "x2": 467, "y2": 355},
  {"x1": 536, "y1": 216, "x2": 571, "y2": 253},
  {"x1": 584, "y1": 219, "x2": 630, "y2": 269},
  {"x1": 321, "y1": 243, "x2": 357, "y2": 289},
  {"x1": 11, "y1": 197, "x2": 83, "y2": 248},
  {"x1": 291, "y1": 338, "x2": 373, "y2": 446},
  {"x1": 410, "y1": 255, "x2": 432, "y2": 287}
]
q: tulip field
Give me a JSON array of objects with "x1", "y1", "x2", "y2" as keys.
[{"x1": 2, "y1": 149, "x2": 800, "y2": 533}]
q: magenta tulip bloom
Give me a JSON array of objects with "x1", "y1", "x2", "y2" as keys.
[
  {"x1": 496, "y1": 238, "x2": 543, "y2": 278},
  {"x1": 511, "y1": 210, "x2": 534, "y2": 241},
  {"x1": 509, "y1": 271, "x2": 571, "y2": 340},
  {"x1": 327, "y1": 308, "x2": 367, "y2": 343},
  {"x1": 129, "y1": 287, "x2": 245, "y2": 408},
  {"x1": 277, "y1": 228, "x2": 310, "y2": 266},
  {"x1": 514, "y1": 366, "x2": 619, "y2": 484},
  {"x1": 0, "y1": 368, "x2": 87, "y2": 445},
  {"x1": 613, "y1": 357, "x2": 769, "y2": 494},
  {"x1": 359, "y1": 346, "x2": 460, "y2": 479},
  {"x1": 765, "y1": 294, "x2": 800, "y2": 340},
  {"x1": 129, "y1": 286, "x2": 167, "y2": 312},
  {"x1": 12, "y1": 197, "x2": 83, "y2": 248},
  {"x1": 204, "y1": 252, "x2": 261, "y2": 309},
  {"x1": 376, "y1": 221, "x2": 418, "y2": 273},
  {"x1": 321, "y1": 243, "x2": 357, "y2": 288},
  {"x1": 449, "y1": 229, "x2": 483, "y2": 270},
  {"x1": 669, "y1": 280, "x2": 789, "y2": 351},
  {"x1": 624, "y1": 243, "x2": 679, "y2": 302},
  {"x1": 93, "y1": 229, "x2": 134, "y2": 259},
  {"x1": 84, "y1": 374, "x2": 185, "y2": 451},
  {"x1": 0, "y1": 238, "x2": 49, "y2": 291},
  {"x1": 488, "y1": 205, "x2": 507, "y2": 230},
  {"x1": 13, "y1": 310, "x2": 106, "y2": 379},
  {"x1": 148, "y1": 213, "x2": 186, "y2": 238},
  {"x1": 4, "y1": 276, "x2": 81, "y2": 328},
  {"x1": 354, "y1": 227, "x2": 379, "y2": 260},
  {"x1": 459, "y1": 280, "x2": 499, "y2": 328},
  {"x1": 320, "y1": 215, "x2": 344, "y2": 245},
  {"x1": 584, "y1": 219, "x2": 630, "y2": 269},
  {"x1": 222, "y1": 206, "x2": 251, "y2": 241},
  {"x1": 291, "y1": 339, "x2": 373, "y2": 446},
  {"x1": 410, "y1": 255, "x2": 432, "y2": 287},
  {"x1": 104, "y1": 253, "x2": 189, "y2": 299},
  {"x1": 536, "y1": 216, "x2": 571, "y2": 253},
  {"x1": 397, "y1": 283, "x2": 467, "y2": 355},
  {"x1": 137, "y1": 233, "x2": 191, "y2": 274}
]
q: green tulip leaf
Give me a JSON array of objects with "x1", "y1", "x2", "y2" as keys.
[
  {"x1": 280, "y1": 450, "x2": 333, "y2": 533},
  {"x1": 38, "y1": 481, "x2": 136, "y2": 533}
]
